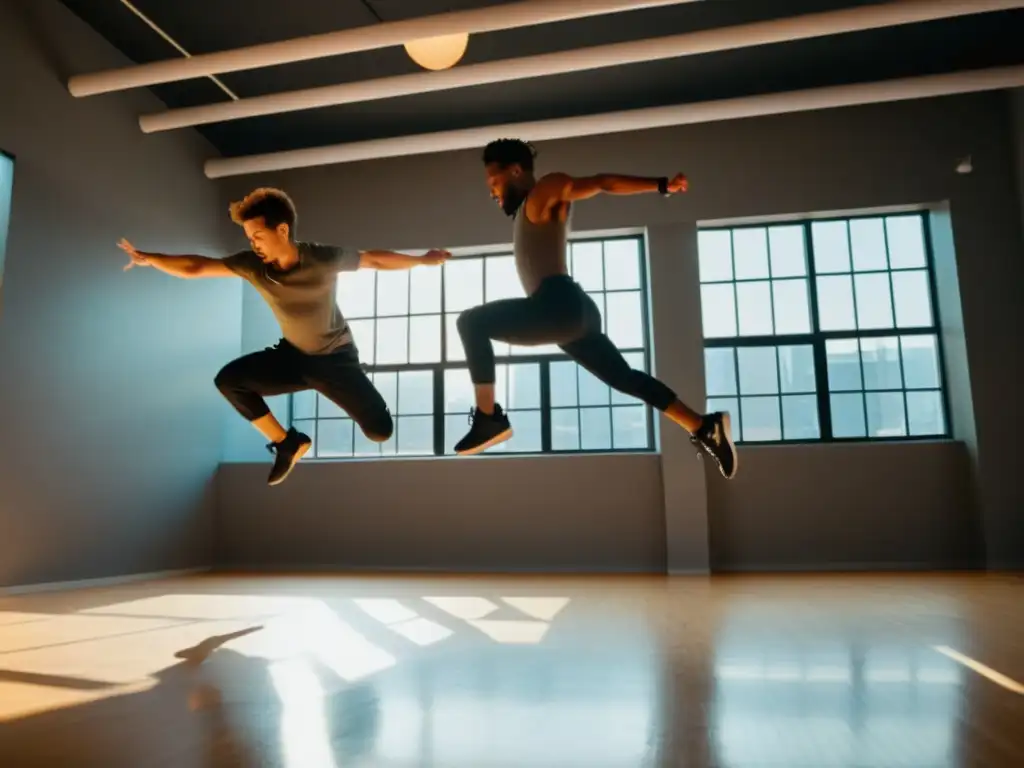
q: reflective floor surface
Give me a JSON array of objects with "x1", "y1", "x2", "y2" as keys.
[{"x1": 0, "y1": 572, "x2": 1021, "y2": 767}]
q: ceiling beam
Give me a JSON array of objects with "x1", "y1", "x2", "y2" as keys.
[
  {"x1": 67, "y1": 0, "x2": 700, "y2": 97},
  {"x1": 202, "y1": 65, "x2": 1024, "y2": 179},
  {"x1": 140, "y1": 0, "x2": 1024, "y2": 133}
]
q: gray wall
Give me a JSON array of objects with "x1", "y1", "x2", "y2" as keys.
[
  {"x1": 216, "y1": 90, "x2": 1024, "y2": 572},
  {"x1": 0, "y1": 0, "x2": 242, "y2": 587}
]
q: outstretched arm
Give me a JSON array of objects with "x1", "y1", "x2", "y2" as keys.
[
  {"x1": 358, "y1": 249, "x2": 451, "y2": 270},
  {"x1": 534, "y1": 171, "x2": 688, "y2": 205},
  {"x1": 119, "y1": 238, "x2": 235, "y2": 279}
]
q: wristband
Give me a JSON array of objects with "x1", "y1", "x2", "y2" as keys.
[{"x1": 657, "y1": 176, "x2": 670, "y2": 196}]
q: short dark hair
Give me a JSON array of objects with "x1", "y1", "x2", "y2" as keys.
[
  {"x1": 483, "y1": 138, "x2": 536, "y2": 171},
  {"x1": 229, "y1": 187, "x2": 298, "y2": 237}
]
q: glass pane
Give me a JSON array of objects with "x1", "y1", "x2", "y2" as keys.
[
  {"x1": 580, "y1": 407, "x2": 612, "y2": 450},
  {"x1": 348, "y1": 319, "x2": 376, "y2": 364},
  {"x1": 578, "y1": 364, "x2": 611, "y2": 406},
  {"x1": 507, "y1": 410, "x2": 542, "y2": 453},
  {"x1": 778, "y1": 345, "x2": 815, "y2": 394},
  {"x1": 736, "y1": 281, "x2": 773, "y2": 336},
  {"x1": 706, "y1": 397, "x2": 740, "y2": 441},
  {"x1": 376, "y1": 269, "x2": 409, "y2": 316},
  {"x1": 409, "y1": 315, "x2": 442, "y2": 364},
  {"x1": 860, "y1": 337, "x2": 902, "y2": 390},
  {"x1": 768, "y1": 225, "x2": 807, "y2": 277},
  {"x1": 606, "y1": 291, "x2": 644, "y2": 349},
  {"x1": 907, "y1": 390, "x2": 945, "y2": 436},
  {"x1": 550, "y1": 361, "x2": 577, "y2": 407},
  {"x1": 571, "y1": 241, "x2": 604, "y2": 290},
  {"x1": 866, "y1": 391, "x2": 907, "y2": 437},
  {"x1": 292, "y1": 390, "x2": 316, "y2": 420},
  {"x1": 444, "y1": 258, "x2": 483, "y2": 312},
  {"x1": 886, "y1": 216, "x2": 927, "y2": 269},
  {"x1": 811, "y1": 221, "x2": 851, "y2": 274},
  {"x1": 410, "y1": 262, "x2": 442, "y2": 314},
  {"x1": 737, "y1": 346, "x2": 779, "y2": 395},
  {"x1": 816, "y1": 276, "x2": 856, "y2": 331},
  {"x1": 826, "y1": 339, "x2": 862, "y2": 391},
  {"x1": 443, "y1": 369, "x2": 474, "y2": 414},
  {"x1": 782, "y1": 395, "x2": 820, "y2": 440},
  {"x1": 613, "y1": 406, "x2": 648, "y2": 449},
  {"x1": 372, "y1": 371, "x2": 398, "y2": 414},
  {"x1": 892, "y1": 270, "x2": 933, "y2": 328},
  {"x1": 485, "y1": 255, "x2": 521, "y2": 302},
  {"x1": 551, "y1": 408, "x2": 580, "y2": 450},
  {"x1": 901, "y1": 335, "x2": 941, "y2": 389},
  {"x1": 337, "y1": 268, "x2": 376, "y2": 319},
  {"x1": 445, "y1": 314, "x2": 466, "y2": 362},
  {"x1": 604, "y1": 239, "x2": 642, "y2": 290},
  {"x1": 831, "y1": 393, "x2": 866, "y2": 438},
  {"x1": 612, "y1": 352, "x2": 646, "y2": 405},
  {"x1": 396, "y1": 416, "x2": 433, "y2": 455},
  {"x1": 398, "y1": 370, "x2": 433, "y2": 415},
  {"x1": 701, "y1": 283, "x2": 737, "y2": 338},
  {"x1": 317, "y1": 419, "x2": 354, "y2": 457},
  {"x1": 698, "y1": 230, "x2": 733, "y2": 282},
  {"x1": 704, "y1": 347, "x2": 737, "y2": 397},
  {"x1": 507, "y1": 364, "x2": 541, "y2": 410},
  {"x1": 318, "y1": 393, "x2": 345, "y2": 419},
  {"x1": 772, "y1": 279, "x2": 811, "y2": 335},
  {"x1": 376, "y1": 317, "x2": 409, "y2": 365},
  {"x1": 854, "y1": 273, "x2": 894, "y2": 330},
  {"x1": 850, "y1": 218, "x2": 888, "y2": 271},
  {"x1": 353, "y1": 427, "x2": 383, "y2": 457},
  {"x1": 740, "y1": 396, "x2": 781, "y2": 441},
  {"x1": 732, "y1": 228, "x2": 770, "y2": 280},
  {"x1": 509, "y1": 342, "x2": 559, "y2": 357}
]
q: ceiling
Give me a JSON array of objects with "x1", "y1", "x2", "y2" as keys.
[{"x1": 59, "y1": 0, "x2": 1024, "y2": 158}]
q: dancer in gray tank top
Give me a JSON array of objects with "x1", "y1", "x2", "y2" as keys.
[{"x1": 453, "y1": 139, "x2": 737, "y2": 479}]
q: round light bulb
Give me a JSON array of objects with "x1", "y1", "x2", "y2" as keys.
[{"x1": 403, "y1": 33, "x2": 469, "y2": 71}]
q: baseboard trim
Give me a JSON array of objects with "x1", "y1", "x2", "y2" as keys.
[
  {"x1": 710, "y1": 561, "x2": 983, "y2": 574},
  {"x1": 1, "y1": 567, "x2": 212, "y2": 596}
]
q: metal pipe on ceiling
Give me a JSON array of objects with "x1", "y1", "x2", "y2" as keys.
[
  {"x1": 202, "y1": 64, "x2": 1024, "y2": 178},
  {"x1": 67, "y1": 0, "x2": 701, "y2": 98},
  {"x1": 140, "y1": 0, "x2": 1024, "y2": 133}
]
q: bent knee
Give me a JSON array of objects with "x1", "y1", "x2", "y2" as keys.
[
  {"x1": 361, "y1": 413, "x2": 394, "y2": 443},
  {"x1": 456, "y1": 306, "x2": 481, "y2": 335},
  {"x1": 213, "y1": 364, "x2": 240, "y2": 392}
]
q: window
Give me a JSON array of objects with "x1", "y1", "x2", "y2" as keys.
[
  {"x1": 291, "y1": 235, "x2": 655, "y2": 457},
  {"x1": 698, "y1": 213, "x2": 948, "y2": 443},
  {"x1": 0, "y1": 150, "x2": 13, "y2": 294}
]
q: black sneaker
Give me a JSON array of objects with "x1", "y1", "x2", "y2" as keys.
[
  {"x1": 266, "y1": 427, "x2": 312, "y2": 486},
  {"x1": 454, "y1": 405, "x2": 513, "y2": 455},
  {"x1": 691, "y1": 411, "x2": 738, "y2": 479}
]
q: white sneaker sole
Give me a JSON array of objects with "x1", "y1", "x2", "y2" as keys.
[
  {"x1": 719, "y1": 412, "x2": 738, "y2": 479},
  {"x1": 455, "y1": 427, "x2": 514, "y2": 456}
]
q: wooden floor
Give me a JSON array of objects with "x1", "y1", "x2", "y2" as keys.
[{"x1": 0, "y1": 573, "x2": 1021, "y2": 767}]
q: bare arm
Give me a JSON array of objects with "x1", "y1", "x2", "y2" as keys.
[
  {"x1": 532, "y1": 171, "x2": 688, "y2": 208},
  {"x1": 358, "y1": 249, "x2": 451, "y2": 270},
  {"x1": 118, "y1": 239, "x2": 235, "y2": 279}
]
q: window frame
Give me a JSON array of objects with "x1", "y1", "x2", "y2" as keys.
[{"x1": 699, "y1": 212, "x2": 952, "y2": 445}]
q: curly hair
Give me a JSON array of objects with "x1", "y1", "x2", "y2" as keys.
[
  {"x1": 482, "y1": 138, "x2": 537, "y2": 171},
  {"x1": 229, "y1": 188, "x2": 297, "y2": 236}
]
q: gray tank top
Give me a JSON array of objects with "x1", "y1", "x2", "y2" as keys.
[{"x1": 513, "y1": 201, "x2": 571, "y2": 295}]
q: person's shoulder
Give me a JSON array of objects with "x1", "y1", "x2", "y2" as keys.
[
  {"x1": 223, "y1": 249, "x2": 259, "y2": 273},
  {"x1": 301, "y1": 241, "x2": 346, "y2": 262}
]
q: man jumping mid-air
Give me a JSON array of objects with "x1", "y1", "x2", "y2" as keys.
[
  {"x1": 120, "y1": 187, "x2": 450, "y2": 485},
  {"x1": 453, "y1": 139, "x2": 736, "y2": 479}
]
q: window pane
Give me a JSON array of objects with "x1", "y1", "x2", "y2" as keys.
[
  {"x1": 907, "y1": 390, "x2": 945, "y2": 436},
  {"x1": 854, "y1": 273, "x2": 894, "y2": 330},
  {"x1": 507, "y1": 364, "x2": 541, "y2": 410},
  {"x1": 705, "y1": 347, "x2": 737, "y2": 397},
  {"x1": 816, "y1": 276, "x2": 856, "y2": 331},
  {"x1": 372, "y1": 371, "x2": 399, "y2": 414},
  {"x1": 604, "y1": 239, "x2": 641, "y2": 290},
  {"x1": 778, "y1": 345, "x2": 815, "y2": 394},
  {"x1": 782, "y1": 395, "x2": 820, "y2": 440},
  {"x1": 318, "y1": 393, "x2": 345, "y2": 419},
  {"x1": 701, "y1": 283, "x2": 737, "y2": 338},
  {"x1": 892, "y1": 270, "x2": 933, "y2": 328},
  {"x1": 398, "y1": 370, "x2": 433, "y2": 415},
  {"x1": 571, "y1": 241, "x2": 604, "y2": 290},
  {"x1": 552, "y1": 409, "x2": 580, "y2": 451},
  {"x1": 612, "y1": 351, "x2": 646, "y2": 405},
  {"x1": 831, "y1": 393, "x2": 866, "y2": 438},
  {"x1": 732, "y1": 228, "x2": 770, "y2": 280},
  {"x1": 706, "y1": 398, "x2": 740, "y2": 441},
  {"x1": 293, "y1": 419, "x2": 316, "y2": 446},
  {"x1": 485, "y1": 255, "x2": 521, "y2": 302},
  {"x1": 318, "y1": 419, "x2": 354, "y2": 457},
  {"x1": 509, "y1": 342, "x2": 559, "y2": 357},
  {"x1": 866, "y1": 391, "x2": 906, "y2": 437},
  {"x1": 396, "y1": 416, "x2": 433, "y2": 455},
  {"x1": 580, "y1": 407, "x2": 612, "y2": 450},
  {"x1": 901, "y1": 335, "x2": 941, "y2": 389},
  {"x1": 444, "y1": 414, "x2": 468, "y2": 454},
  {"x1": 376, "y1": 270, "x2": 409, "y2": 317},
  {"x1": 698, "y1": 230, "x2": 733, "y2": 282},
  {"x1": 507, "y1": 410, "x2": 542, "y2": 453},
  {"x1": 740, "y1": 396, "x2": 781, "y2": 441},
  {"x1": 337, "y1": 269, "x2": 376, "y2": 319},
  {"x1": 445, "y1": 314, "x2": 465, "y2": 361},
  {"x1": 444, "y1": 369, "x2": 474, "y2": 413},
  {"x1": 550, "y1": 361, "x2": 577, "y2": 407},
  {"x1": 736, "y1": 281, "x2": 773, "y2": 336},
  {"x1": 860, "y1": 337, "x2": 902, "y2": 390},
  {"x1": 811, "y1": 221, "x2": 851, "y2": 274},
  {"x1": 409, "y1": 315, "x2": 442, "y2": 364},
  {"x1": 444, "y1": 258, "x2": 483, "y2": 312},
  {"x1": 826, "y1": 339, "x2": 862, "y2": 391},
  {"x1": 772, "y1": 279, "x2": 811, "y2": 335},
  {"x1": 606, "y1": 291, "x2": 644, "y2": 349},
  {"x1": 579, "y1": 364, "x2": 611, "y2": 406},
  {"x1": 349, "y1": 319, "x2": 375, "y2": 364},
  {"x1": 737, "y1": 346, "x2": 779, "y2": 395},
  {"x1": 410, "y1": 263, "x2": 442, "y2": 314},
  {"x1": 293, "y1": 390, "x2": 316, "y2": 420},
  {"x1": 768, "y1": 225, "x2": 807, "y2": 277},
  {"x1": 850, "y1": 218, "x2": 888, "y2": 271},
  {"x1": 886, "y1": 216, "x2": 927, "y2": 269},
  {"x1": 613, "y1": 406, "x2": 648, "y2": 449},
  {"x1": 376, "y1": 317, "x2": 409, "y2": 365}
]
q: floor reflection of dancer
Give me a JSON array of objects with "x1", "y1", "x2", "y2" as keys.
[{"x1": 119, "y1": 187, "x2": 449, "y2": 485}]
